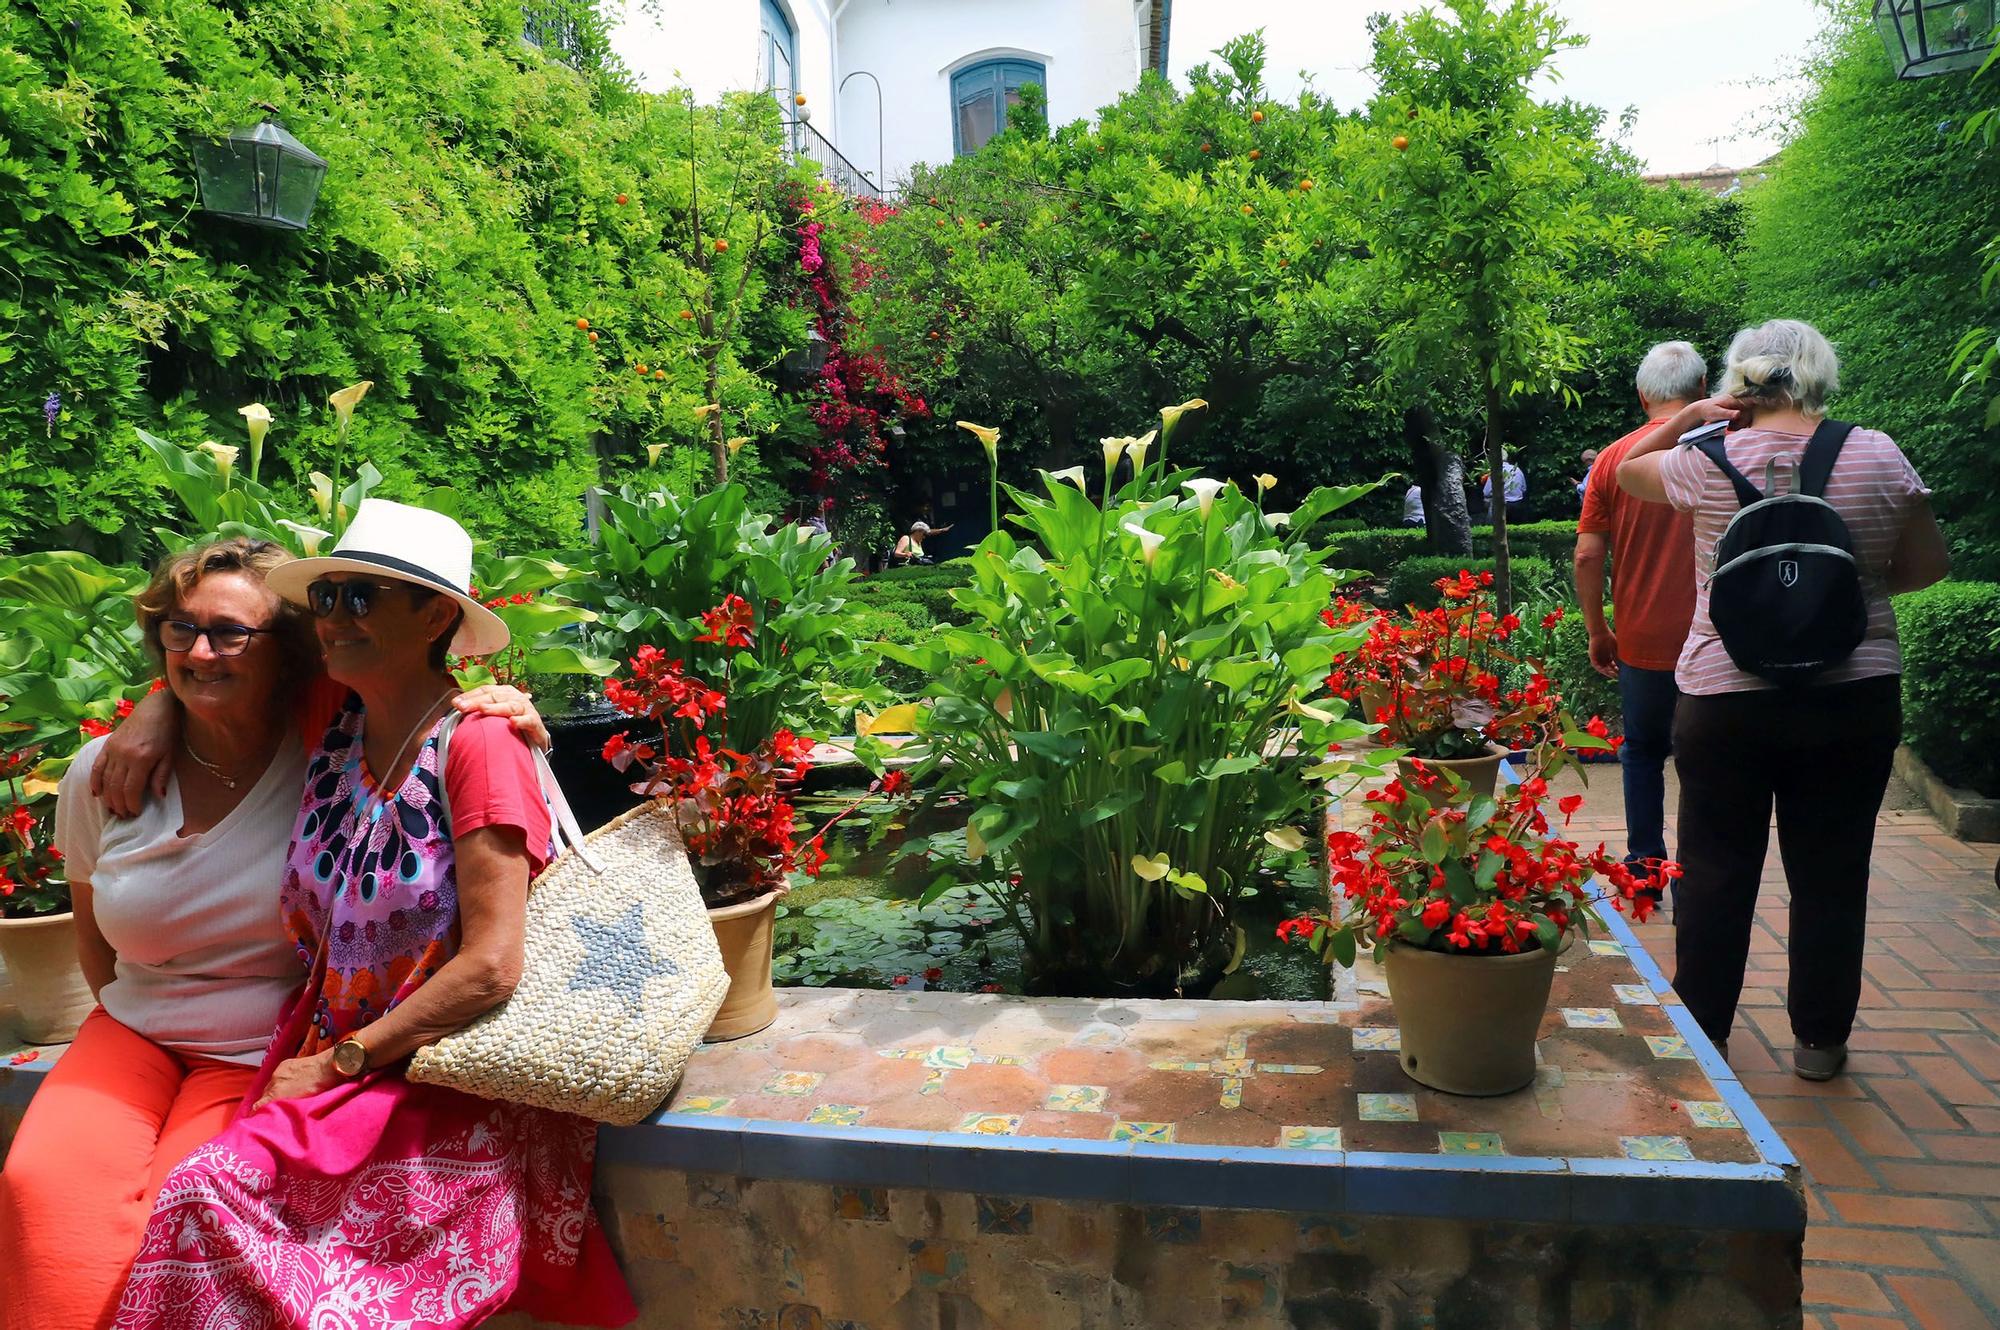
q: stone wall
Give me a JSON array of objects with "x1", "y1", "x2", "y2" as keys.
[{"x1": 489, "y1": 1167, "x2": 1802, "y2": 1330}]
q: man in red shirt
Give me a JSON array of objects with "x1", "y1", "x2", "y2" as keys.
[{"x1": 1575, "y1": 341, "x2": 1703, "y2": 884}]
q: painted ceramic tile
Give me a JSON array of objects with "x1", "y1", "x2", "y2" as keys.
[
  {"x1": 1683, "y1": 1101, "x2": 1742, "y2": 1129},
  {"x1": 1644, "y1": 1035, "x2": 1696, "y2": 1060},
  {"x1": 806, "y1": 1103, "x2": 867, "y2": 1127},
  {"x1": 1045, "y1": 1084, "x2": 1108, "y2": 1113},
  {"x1": 1357, "y1": 1093, "x2": 1419, "y2": 1123},
  {"x1": 1278, "y1": 1126, "x2": 1344, "y2": 1151},
  {"x1": 1621, "y1": 1135, "x2": 1696, "y2": 1162},
  {"x1": 1612, "y1": 983, "x2": 1660, "y2": 1006},
  {"x1": 1562, "y1": 1007, "x2": 1622, "y2": 1030},
  {"x1": 1143, "y1": 1207, "x2": 1202, "y2": 1244},
  {"x1": 670, "y1": 1095, "x2": 736, "y2": 1115},
  {"x1": 925, "y1": 1046, "x2": 978, "y2": 1070},
  {"x1": 831, "y1": 1187, "x2": 888, "y2": 1222},
  {"x1": 956, "y1": 1113, "x2": 1022, "y2": 1136},
  {"x1": 976, "y1": 1196, "x2": 1035, "y2": 1235},
  {"x1": 762, "y1": 1071, "x2": 825, "y2": 1097},
  {"x1": 1350, "y1": 1027, "x2": 1402, "y2": 1053},
  {"x1": 1437, "y1": 1131, "x2": 1507, "y2": 1156},
  {"x1": 1111, "y1": 1120, "x2": 1177, "y2": 1144},
  {"x1": 1588, "y1": 939, "x2": 1626, "y2": 957}
]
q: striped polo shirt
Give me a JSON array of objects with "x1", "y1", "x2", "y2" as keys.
[{"x1": 1657, "y1": 424, "x2": 1930, "y2": 697}]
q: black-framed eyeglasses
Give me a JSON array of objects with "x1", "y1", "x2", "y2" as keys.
[
  {"x1": 305, "y1": 578, "x2": 430, "y2": 620},
  {"x1": 159, "y1": 620, "x2": 272, "y2": 656}
]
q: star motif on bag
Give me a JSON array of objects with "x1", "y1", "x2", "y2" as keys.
[{"x1": 568, "y1": 903, "x2": 678, "y2": 1017}]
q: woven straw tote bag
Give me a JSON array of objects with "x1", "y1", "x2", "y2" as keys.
[{"x1": 406, "y1": 716, "x2": 731, "y2": 1126}]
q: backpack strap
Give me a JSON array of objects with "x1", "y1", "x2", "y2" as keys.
[
  {"x1": 1797, "y1": 419, "x2": 1856, "y2": 498},
  {"x1": 1693, "y1": 436, "x2": 1764, "y2": 508}
]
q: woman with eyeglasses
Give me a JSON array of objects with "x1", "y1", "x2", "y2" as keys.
[{"x1": 0, "y1": 535, "x2": 557, "y2": 1330}]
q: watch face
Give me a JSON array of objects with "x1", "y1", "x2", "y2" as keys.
[{"x1": 334, "y1": 1041, "x2": 366, "y2": 1076}]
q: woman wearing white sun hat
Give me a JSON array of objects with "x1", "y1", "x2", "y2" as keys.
[{"x1": 111, "y1": 500, "x2": 636, "y2": 1327}]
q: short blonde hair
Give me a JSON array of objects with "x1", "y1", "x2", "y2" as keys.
[
  {"x1": 134, "y1": 537, "x2": 320, "y2": 679},
  {"x1": 1719, "y1": 319, "x2": 1840, "y2": 415}
]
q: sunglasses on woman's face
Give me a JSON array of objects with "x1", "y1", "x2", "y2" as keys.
[
  {"x1": 305, "y1": 579, "x2": 425, "y2": 620},
  {"x1": 159, "y1": 621, "x2": 270, "y2": 656}
]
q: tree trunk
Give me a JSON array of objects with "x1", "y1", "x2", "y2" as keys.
[
  {"x1": 706, "y1": 355, "x2": 727, "y2": 486},
  {"x1": 1483, "y1": 375, "x2": 1512, "y2": 610},
  {"x1": 1404, "y1": 405, "x2": 1472, "y2": 556}
]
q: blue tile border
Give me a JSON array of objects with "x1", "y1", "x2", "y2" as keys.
[{"x1": 1588, "y1": 897, "x2": 1799, "y2": 1172}]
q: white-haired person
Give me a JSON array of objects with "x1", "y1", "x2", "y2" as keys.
[
  {"x1": 1575, "y1": 341, "x2": 1705, "y2": 891},
  {"x1": 1618, "y1": 320, "x2": 1950, "y2": 1080}
]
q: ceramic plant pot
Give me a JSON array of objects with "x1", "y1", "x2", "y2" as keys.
[
  {"x1": 1395, "y1": 744, "x2": 1509, "y2": 802},
  {"x1": 1383, "y1": 940, "x2": 1558, "y2": 1096},
  {"x1": 0, "y1": 910, "x2": 94, "y2": 1044},
  {"x1": 703, "y1": 890, "x2": 781, "y2": 1042}
]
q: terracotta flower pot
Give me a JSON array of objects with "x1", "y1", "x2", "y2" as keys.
[
  {"x1": 1383, "y1": 941, "x2": 1558, "y2": 1096},
  {"x1": 1396, "y1": 744, "x2": 1509, "y2": 801},
  {"x1": 0, "y1": 910, "x2": 94, "y2": 1045},
  {"x1": 704, "y1": 890, "x2": 781, "y2": 1042}
]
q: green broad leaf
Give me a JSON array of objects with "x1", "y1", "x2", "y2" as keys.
[
  {"x1": 1474, "y1": 851, "x2": 1504, "y2": 889},
  {"x1": 1107, "y1": 745, "x2": 1161, "y2": 766},
  {"x1": 1442, "y1": 858, "x2": 1478, "y2": 907},
  {"x1": 918, "y1": 873, "x2": 960, "y2": 908},
  {"x1": 1107, "y1": 703, "x2": 1151, "y2": 724},
  {"x1": 1420, "y1": 819, "x2": 1448, "y2": 864},
  {"x1": 1221, "y1": 924, "x2": 1248, "y2": 976},
  {"x1": 1561, "y1": 728, "x2": 1613, "y2": 751},
  {"x1": 1329, "y1": 926, "x2": 1358, "y2": 968},
  {"x1": 1083, "y1": 788, "x2": 1147, "y2": 825},
  {"x1": 1199, "y1": 754, "x2": 1264, "y2": 779},
  {"x1": 993, "y1": 777, "x2": 1047, "y2": 801},
  {"x1": 1091, "y1": 658, "x2": 1153, "y2": 691},
  {"x1": 1168, "y1": 870, "x2": 1209, "y2": 896},
  {"x1": 1533, "y1": 917, "x2": 1560, "y2": 953},
  {"x1": 1012, "y1": 730, "x2": 1087, "y2": 763},
  {"x1": 520, "y1": 645, "x2": 617, "y2": 677},
  {"x1": 1152, "y1": 759, "x2": 1191, "y2": 785},
  {"x1": 1208, "y1": 658, "x2": 1271, "y2": 691}
]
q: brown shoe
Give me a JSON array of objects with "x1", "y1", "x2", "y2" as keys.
[{"x1": 1793, "y1": 1043, "x2": 1847, "y2": 1081}]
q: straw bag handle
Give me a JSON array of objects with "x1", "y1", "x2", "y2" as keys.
[{"x1": 435, "y1": 712, "x2": 605, "y2": 877}]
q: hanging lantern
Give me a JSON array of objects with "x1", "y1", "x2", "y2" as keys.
[
  {"x1": 1873, "y1": 0, "x2": 1998, "y2": 78},
  {"x1": 782, "y1": 327, "x2": 830, "y2": 381},
  {"x1": 191, "y1": 108, "x2": 329, "y2": 231}
]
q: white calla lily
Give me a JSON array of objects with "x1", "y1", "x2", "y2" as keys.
[
  {"x1": 327, "y1": 381, "x2": 372, "y2": 432},
  {"x1": 1101, "y1": 436, "x2": 1128, "y2": 470},
  {"x1": 1255, "y1": 473, "x2": 1278, "y2": 492},
  {"x1": 196, "y1": 441, "x2": 239, "y2": 488},
  {"x1": 1124, "y1": 429, "x2": 1156, "y2": 473},
  {"x1": 1048, "y1": 466, "x2": 1088, "y2": 490},
  {"x1": 1183, "y1": 477, "x2": 1227, "y2": 519},
  {"x1": 1123, "y1": 520, "x2": 1165, "y2": 565},
  {"x1": 308, "y1": 471, "x2": 334, "y2": 519},
  {"x1": 238, "y1": 403, "x2": 272, "y2": 482},
  {"x1": 647, "y1": 443, "x2": 669, "y2": 465},
  {"x1": 278, "y1": 519, "x2": 334, "y2": 557},
  {"x1": 1158, "y1": 397, "x2": 1209, "y2": 438}
]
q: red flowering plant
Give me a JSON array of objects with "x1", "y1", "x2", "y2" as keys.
[
  {"x1": 601, "y1": 641, "x2": 904, "y2": 909},
  {"x1": 1324, "y1": 571, "x2": 1620, "y2": 762},
  {"x1": 0, "y1": 743, "x2": 67, "y2": 918},
  {"x1": 1283, "y1": 739, "x2": 1677, "y2": 968}
]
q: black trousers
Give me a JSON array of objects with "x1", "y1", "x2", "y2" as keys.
[{"x1": 1670, "y1": 675, "x2": 1901, "y2": 1048}]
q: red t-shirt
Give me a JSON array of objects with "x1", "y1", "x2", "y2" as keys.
[
  {"x1": 1576, "y1": 419, "x2": 1696, "y2": 672},
  {"x1": 295, "y1": 680, "x2": 551, "y2": 875}
]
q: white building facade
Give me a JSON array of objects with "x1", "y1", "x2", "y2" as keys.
[{"x1": 610, "y1": 0, "x2": 1172, "y2": 194}]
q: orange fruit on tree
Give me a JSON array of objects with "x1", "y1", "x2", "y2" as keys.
[
  {"x1": 587, "y1": 331, "x2": 598, "y2": 342},
  {"x1": 1199, "y1": 142, "x2": 1212, "y2": 153},
  {"x1": 653, "y1": 369, "x2": 666, "y2": 380},
  {"x1": 714, "y1": 238, "x2": 729, "y2": 253},
  {"x1": 575, "y1": 317, "x2": 590, "y2": 330},
  {"x1": 1251, "y1": 109, "x2": 1265, "y2": 124},
  {"x1": 1248, "y1": 148, "x2": 1261, "y2": 161},
  {"x1": 1393, "y1": 135, "x2": 1409, "y2": 151},
  {"x1": 1299, "y1": 179, "x2": 1315, "y2": 191},
  {"x1": 1240, "y1": 203, "x2": 1254, "y2": 215},
  {"x1": 615, "y1": 193, "x2": 628, "y2": 205},
  {"x1": 635, "y1": 363, "x2": 648, "y2": 374}
]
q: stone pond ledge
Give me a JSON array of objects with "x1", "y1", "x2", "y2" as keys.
[{"x1": 1, "y1": 904, "x2": 1804, "y2": 1328}]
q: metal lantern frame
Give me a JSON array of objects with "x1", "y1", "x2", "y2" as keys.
[
  {"x1": 191, "y1": 111, "x2": 329, "y2": 231},
  {"x1": 1873, "y1": 0, "x2": 1999, "y2": 78}
]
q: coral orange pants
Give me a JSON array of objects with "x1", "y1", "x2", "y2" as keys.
[{"x1": 0, "y1": 1008, "x2": 259, "y2": 1330}]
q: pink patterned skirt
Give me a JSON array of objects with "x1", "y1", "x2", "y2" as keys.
[{"x1": 112, "y1": 1072, "x2": 636, "y2": 1329}]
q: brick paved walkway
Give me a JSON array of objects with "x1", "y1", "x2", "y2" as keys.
[{"x1": 1563, "y1": 766, "x2": 2000, "y2": 1330}]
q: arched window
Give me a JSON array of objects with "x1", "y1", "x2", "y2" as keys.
[
  {"x1": 951, "y1": 58, "x2": 1045, "y2": 156},
  {"x1": 760, "y1": 0, "x2": 798, "y2": 104}
]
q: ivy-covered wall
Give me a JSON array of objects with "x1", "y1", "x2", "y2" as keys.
[{"x1": 0, "y1": 0, "x2": 812, "y2": 558}]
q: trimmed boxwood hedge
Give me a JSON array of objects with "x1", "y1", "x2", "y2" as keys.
[
  {"x1": 1327, "y1": 522, "x2": 1580, "y2": 582},
  {"x1": 1894, "y1": 581, "x2": 2000, "y2": 797},
  {"x1": 1386, "y1": 556, "x2": 1556, "y2": 611}
]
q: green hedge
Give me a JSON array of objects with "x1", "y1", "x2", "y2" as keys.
[
  {"x1": 848, "y1": 560, "x2": 974, "y2": 631},
  {"x1": 1329, "y1": 522, "x2": 1579, "y2": 582},
  {"x1": 1387, "y1": 556, "x2": 1556, "y2": 611},
  {"x1": 1895, "y1": 581, "x2": 2000, "y2": 797},
  {"x1": 1542, "y1": 606, "x2": 1622, "y2": 733}
]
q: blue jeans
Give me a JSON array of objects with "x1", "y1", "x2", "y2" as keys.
[{"x1": 1618, "y1": 663, "x2": 1680, "y2": 865}]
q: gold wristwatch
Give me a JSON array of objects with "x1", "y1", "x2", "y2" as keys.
[{"x1": 332, "y1": 1035, "x2": 371, "y2": 1078}]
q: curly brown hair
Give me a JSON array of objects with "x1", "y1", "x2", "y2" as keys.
[{"x1": 134, "y1": 537, "x2": 322, "y2": 681}]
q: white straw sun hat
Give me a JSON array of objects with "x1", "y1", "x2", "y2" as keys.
[{"x1": 265, "y1": 498, "x2": 511, "y2": 657}]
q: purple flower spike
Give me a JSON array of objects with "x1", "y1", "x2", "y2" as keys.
[{"x1": 43, "y1": 391, "x2": 60, "y2": 434}]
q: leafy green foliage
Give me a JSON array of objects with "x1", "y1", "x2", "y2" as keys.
[
  {"x1": 1387, "y1": 556, "x2": 1556, "y2": 611},
  {"x1": 1744, "y1": 5, "x2": 2000, "y2": 577},
  {"x1": 1895, "y1": 581, "x2": 2000, "y2": 795},
  {"x1": 1537, "y1": 602, "x2": 1621, "y2": 735},
  {"x1": 867, "y1": 450, "x2": 1385, "y2": 995},
  {"x1": 575, "y1": 482, "x2": 883, "y2": 746},
  {"x1": 0, "y1": 0, "x2": 807, "y2": 556},
  {"x1": 773, "y1": 884, "x2": 1016, "y2": 989}
]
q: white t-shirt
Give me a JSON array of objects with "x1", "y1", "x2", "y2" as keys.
[
  {"x1": 54, "y1": 734, "x2": 306, "y2": 1064},
  {"x1": 1482, "y1": 462, "x2": 1527, "y2": 503},
  {"x1": 1402, "y1": 484, "x2": 1425, "y2": 524}
]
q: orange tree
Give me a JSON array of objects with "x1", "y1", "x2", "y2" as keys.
[{"x1": 1344, "y1": 0, "x2": 1642, "y2": 606}]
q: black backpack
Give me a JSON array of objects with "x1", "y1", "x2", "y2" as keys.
[{"x1": 1693, "y1": 419, "x2": 1868, "y2": 686}]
